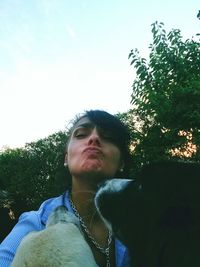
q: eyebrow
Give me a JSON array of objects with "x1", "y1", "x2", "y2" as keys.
[{"x1": 74, "y1": 122, "x2": 95, "y2": 129}]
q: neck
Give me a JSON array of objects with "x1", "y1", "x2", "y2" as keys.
[
  {"x1": 69, "y1": 188, "x2": 113, "y2": 256},
  {"x1": 70, "y1": 176, "x2": 99, "y2": 221}
]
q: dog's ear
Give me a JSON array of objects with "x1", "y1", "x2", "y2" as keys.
[
  {"x1": 135, "y1": 161, "x2": 200, "y2": 222},
  {"x1": 140, "y1": 161, "x2": 200, "y2": 188}
]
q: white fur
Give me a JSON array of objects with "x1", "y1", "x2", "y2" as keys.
[
  {"x1": 97, "y1": 179, "x2": 131, "y2": 196},
  {"x1": 11, "y1": 206, "x2": 97, "y2": 267},
  {"x1": 95, "y1": 179, "x2": 132, "y2": 233}
]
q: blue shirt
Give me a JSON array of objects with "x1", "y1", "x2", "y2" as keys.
[{"x1": 0, "y1": 191, "x2": 131, "y2": 266}]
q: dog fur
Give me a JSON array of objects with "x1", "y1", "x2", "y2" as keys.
[{"x1": 11, "y1": 206, "x2": 96, "y2": 267}]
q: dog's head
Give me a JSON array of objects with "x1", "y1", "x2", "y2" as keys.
[
  {"x1": 47, "y1": 206, "x2": 81, "y2": 230},
  {"x1": 95, "y1": 179, "x2": 144, "y2": 248},
  {"x1": 95, "y1": 161, "x2": 200, "y2": 267}
]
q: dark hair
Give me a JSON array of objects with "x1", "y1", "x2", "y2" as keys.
[{"x1": 67, "y1": 109, "x2": 131, "y2": 177}]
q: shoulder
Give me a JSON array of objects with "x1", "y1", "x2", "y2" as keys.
[
  {"x1": 15, "y1": 191, "x2": 69, "y2": 233},
  {"x1": 0, "y1": 192, "x2": 68, "y2": 266},
  {"x1": 37, "y1": 192, "x2": 68, "y2": 226}
]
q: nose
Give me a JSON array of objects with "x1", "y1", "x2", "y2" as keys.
[{"x1": 88, "y1": 128, "x2": 101, "y2": 146}]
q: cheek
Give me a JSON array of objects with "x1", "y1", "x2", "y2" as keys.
[
  {"x1": 67, "y1": 142, "x2": 81, "y2": 165},
  {"x1": 107, "y1": 147, "x2": 122, "y2": 170}
]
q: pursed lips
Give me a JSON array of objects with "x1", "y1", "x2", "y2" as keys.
[{"x1": 82, "y1": 146, "x2": 103, "y2": 155}]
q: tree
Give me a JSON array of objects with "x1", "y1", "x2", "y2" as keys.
[
  {"x1": 0, "y1": 131, "x2": 69, "y2": 212},
  {"x1": 128, "y1": 21, "x2": 200, "y2": 168}
]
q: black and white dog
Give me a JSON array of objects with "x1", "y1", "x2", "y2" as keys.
[{"x1": 95, "y1": 161, "x2": 200, "y2": 267}]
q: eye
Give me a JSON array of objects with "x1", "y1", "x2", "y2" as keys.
[
  {"x1": 99, "y1": 128, "x2": 114, "y2": 142},
  {"x1": 102, "y1": 133, "x2": 112, "y2": 140},
  {"x1": 73, "y1": 128, "x2": 89, "y2": 138}
]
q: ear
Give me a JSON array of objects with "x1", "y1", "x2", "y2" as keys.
[
  {"x1": 64, "y1": 153, "x2": 68, "y2": 167},
  {"x1": 119, "y1": 161, "x2": 125, "y2": 172}
]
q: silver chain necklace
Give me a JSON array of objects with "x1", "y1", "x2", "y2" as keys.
[{"x1": 69, "y1": 192, "x2": 113, "y2": 267}]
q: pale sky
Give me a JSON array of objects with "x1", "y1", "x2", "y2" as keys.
[{"x1": 0, "y1": 0, "x2": 199, "y2": 149}]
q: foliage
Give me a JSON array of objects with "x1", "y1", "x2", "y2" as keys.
[
  {"x1": 128, "y1": 21, "x2": 200, "y2": 170},
  {"x1": 0, "y1": 131, "x2": 69, "y2": 214}
]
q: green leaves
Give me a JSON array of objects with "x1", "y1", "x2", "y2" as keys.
[
  {"x1": 0, "y1": 131, "x2": 69, "y2": 212},
  {"x1": 128, "y1": 21, "x2": 200, "y2": 166}
]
